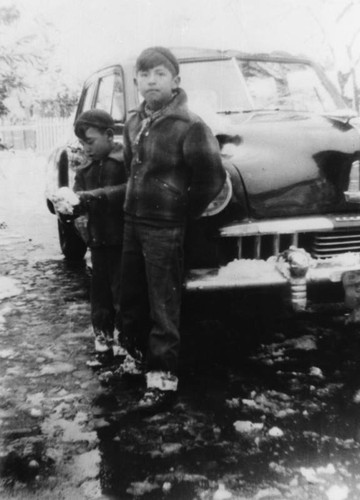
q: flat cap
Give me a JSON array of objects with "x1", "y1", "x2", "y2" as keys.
[
  {"x1": 75, "y1": 109, "x2": 115, "y2": 132},
  {"x1": 136, "y1": 46, "x2": 179, "y2": 76}
]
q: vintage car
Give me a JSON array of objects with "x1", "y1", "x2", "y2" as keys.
[{"x1": 45, "y1": 48, "x2": 360, "y2": 311}]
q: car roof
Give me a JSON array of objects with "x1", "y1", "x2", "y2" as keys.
[
  {"x1": 174, "y1": 47, "x2": 313, "y2": 64},
  {"x1": 93, "y1": 47, "x2": 314, "y2": 75}
]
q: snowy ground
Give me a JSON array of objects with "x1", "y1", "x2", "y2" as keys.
[
  {"x1": 1, "y1": 152, "x2": 360, "y2": 500},
  {"x1": 0, "y1": 150, "x2": 59, "y2": 257}
]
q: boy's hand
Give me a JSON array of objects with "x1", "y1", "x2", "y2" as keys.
[
  {"x1": 76, "y1": 191, "x2": 96, "y2": 204},
  {"x1": 52, "y1": 187, "x2": 81, "y2": 216}
]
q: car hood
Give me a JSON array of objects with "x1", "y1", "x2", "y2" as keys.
[{"x1": 215, "y1": 110, "x2": 360, "y2": 219}]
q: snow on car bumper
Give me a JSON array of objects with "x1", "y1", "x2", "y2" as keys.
[{"x1": 185, "y1": 251, "x2": 360, "y2": 311}]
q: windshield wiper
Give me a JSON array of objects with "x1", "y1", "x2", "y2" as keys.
[
  {"x1": 321, "y1": 110, "x2": 357, "y2": 124},
  {"x1": 217, "y1": 108, "x2": 280, "y2": 114}
]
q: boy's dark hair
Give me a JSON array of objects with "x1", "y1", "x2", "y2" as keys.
[
  {"x1": 136, "y1": 46, "x2": 179, "y2": 76},
  {"x1": 74, "y1": 109, "x2": 115, "y2": 140}
]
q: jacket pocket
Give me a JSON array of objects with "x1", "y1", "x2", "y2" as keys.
[{"x1": 154, "y1": 177, "x2": 183, "y2": 199}]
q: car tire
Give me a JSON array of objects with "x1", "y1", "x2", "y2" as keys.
[{"x1": 58, "y1": 219, "x2": 87, "y2": 261}]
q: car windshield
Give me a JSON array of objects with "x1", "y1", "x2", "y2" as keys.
[
  {"x1": 179, "y1": 58, "x2": 344, "y2": 115},
  {"x1": 180, "y1": 59, "x2": 251, "y2": 114}
]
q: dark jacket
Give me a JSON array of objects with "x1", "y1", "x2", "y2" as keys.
[
  {"x1": 123, "y1": 88, "x2": 226, "y2": 224},
  {"x1": 73, "y1": 144, "x2": 127, "y2": 247}
]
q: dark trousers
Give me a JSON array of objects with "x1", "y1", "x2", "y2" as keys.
[
  {"x1": 90, "y1": 245, "x2": 122, "y2": 337},
  {"x1": 120, "y1": 220, "x2": 184, "y2": 374}
]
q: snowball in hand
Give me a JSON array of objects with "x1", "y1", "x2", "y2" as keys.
[{"x1": 52, "y1": 187, "x2": 80, "y2": 215}]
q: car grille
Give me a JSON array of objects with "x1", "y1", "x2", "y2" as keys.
[
  {"x1": 311, "y1": 230, "x2": 360, "y2": 259},
  {"x1": 236, "y1": 230, "x2": 360, "y2": 261}
]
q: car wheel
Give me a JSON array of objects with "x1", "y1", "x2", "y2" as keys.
[{"x1": 58, "y1": 219, "x2": 87, "y2": 261}]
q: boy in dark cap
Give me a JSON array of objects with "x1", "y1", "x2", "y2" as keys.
[
  {"x1": 120, "y1": 46, "x2": 226, "y2": 411},
  {"x1": 72, "y1": 109, "x2": 127, "y2": 363}
]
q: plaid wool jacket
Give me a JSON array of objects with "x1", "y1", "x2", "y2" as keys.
[
  {"x1": 123, "y1": 88, "x2": 226, "y2": 225},
  {"x1": 73, "y1": 145, "x2": 127, "y2": 247}
]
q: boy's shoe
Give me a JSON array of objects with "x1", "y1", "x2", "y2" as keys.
[
  {"x1": 94, "y1": 332, "x2": 112, "y2": 353},
  {"x1": 112, "y1": 344, "x2": 129, "y2": 357},
  {"x1": 86, "y1": 358, "x2": 103, "y2": 369},
  {"x1": 111, "y1": 331, "x2": 131, "y2": 358},
  {"x1": 116, "y1": 354, "x2": 142, "y2": 376},
  {"x1": 98, "y1": 370, "x2": 116, "y2": 384},
  {"x1": 146, "y1": 370, "x2": 178, "y2": 392},
  {"x1": 97, "y1": 354, "x2": 143, "y2": 385},
  {"x1": 88, "y1": 332, "x2": 115, "y2": 370},
  {"x1": 86, "y1": 350, "x2": 114, "y2": 369},
  {"x1": 137, "y1": 388, "x2": 176, "y2": 413}
]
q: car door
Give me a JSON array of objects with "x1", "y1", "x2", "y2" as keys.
[{"x1": 91, "y1": 67, "x2": 126, "y2": 141}]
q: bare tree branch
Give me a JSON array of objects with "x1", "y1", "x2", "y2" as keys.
[{"x1": 336, "y1": 0, "x2": 355, "y2": 22}]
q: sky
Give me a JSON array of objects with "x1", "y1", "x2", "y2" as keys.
[{"x1": 5, "y1": 0, "x2": 360, "y2": 85}]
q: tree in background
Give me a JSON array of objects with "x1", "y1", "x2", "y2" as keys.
[
  {"x1": 305, "y1": 0, "x2": 360, "y2": 112},
  {"x1": 0, "y1": 3, "x2": 79, "y2": 122},
  {"x1": 335, "y1": 1, "x2": 360, "y2": 112},
  {"x1": 226, "y1": 0, "x2": 360, "y2": 113},
  {"x1": 0, "y1": 5, "x2": 37, "y2": 118}
]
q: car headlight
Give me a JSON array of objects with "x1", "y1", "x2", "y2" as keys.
[
  {"x1": 349, "y1": 116, "x2": 360, "y2": 135},
  {"x1": 201, "y1": 172, "x2": 233, "y2": 217}
]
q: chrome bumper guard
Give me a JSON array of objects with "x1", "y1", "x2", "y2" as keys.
[{"x1": 185, "y1": 249, "x2": 360, "y2": 311}]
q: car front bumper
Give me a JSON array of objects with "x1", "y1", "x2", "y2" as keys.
[{"x1": 185, "y1": 251, "x2": 360, "y2": 310}]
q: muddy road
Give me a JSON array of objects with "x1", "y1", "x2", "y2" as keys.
[{"x1": 1, "y1": 152, "x2": 360, "y2": 500}]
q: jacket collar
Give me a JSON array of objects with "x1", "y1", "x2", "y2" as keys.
[
  {"x1": 108, "y1": 142, "x2": 123, "y2": 162},
  {"x1": 82, "y1": 142, "x2": 123, "y2": 168},
  {"x1": 137, "y1": 88, "x2": 190, "y2": 123}
]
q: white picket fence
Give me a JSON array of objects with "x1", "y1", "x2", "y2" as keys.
[{"x1": 0, "y1": 117, "x2": 73, "y2": 154}]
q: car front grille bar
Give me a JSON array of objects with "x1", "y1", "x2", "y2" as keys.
[
  {"x1": 221, "y1": 216, "x2": 360, "y2": 261},
  {"x1": 234, "y1": 230, "x2": 360, "y2": 260},
  {"x1": 311, "y1": 230, "x2": 360, "y2": 258},
  {"x1": 236, "y1": 233, "x2": 300, "y2": 259}
]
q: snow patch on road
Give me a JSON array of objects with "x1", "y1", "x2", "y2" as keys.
[
  {"x1": 38, "y1": 362, "x2": 76, "y2": 376},
  {"x1": 0, "y1": 276, "x2": 22, "y2": 301},
  {"x1": 0, "y1": 348, "x2": 16, "y2": 359},
  {"x1": 42, "y1": 411, "x2": 98, "y2": 444},
  {"x1": 72, "y1": 449, "x2": 101, "y2": 480}
]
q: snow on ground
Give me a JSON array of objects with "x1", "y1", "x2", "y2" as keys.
[
  {"x1": 0, "y1": 277, "x2": 22, "y2": 301},
  {"x1": 0, "y1": 149, "x2": 46, "y2": 210},
  {"x1": 0, "y1": 150, "x2": 60, "y2": 260}
]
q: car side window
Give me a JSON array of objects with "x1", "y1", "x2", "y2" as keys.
[
  {"x1": 94, "y1": 72, "x2": 125, "y2": 122},
  {"x1": 79, "y1": 81, "x2": 96, "y2": 114},
  {"x1": 112, "y1": 74, "x2": 125, "y2": 122}
]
